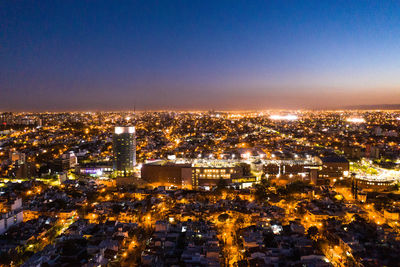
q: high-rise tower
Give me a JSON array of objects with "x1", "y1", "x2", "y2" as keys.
[{"x1": 113, "y1": 126, "x2": 136, "y2": 173}]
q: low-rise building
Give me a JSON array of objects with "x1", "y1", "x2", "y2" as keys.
[{"x1": 0, "y1": 197, "x2": 23, "y2": 234}]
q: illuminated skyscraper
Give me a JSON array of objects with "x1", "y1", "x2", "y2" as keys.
[{"x1": 113, "y1": 126, "x2": 136, "y2": 173}]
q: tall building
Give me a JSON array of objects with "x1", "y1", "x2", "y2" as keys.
[{"x1": 113, "y1": 126, "x2": 136, "y2": 173}]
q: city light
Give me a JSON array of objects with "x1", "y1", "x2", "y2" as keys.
[
  {"x1": 269, "y1": 114, "x2": 298, "y2": 121},
  {"x1": 1, "y1": 110, "x2": 400, "y2": 267},
  {"x1": 346, "y1": 117, "x2": 365, "y2": 123}
]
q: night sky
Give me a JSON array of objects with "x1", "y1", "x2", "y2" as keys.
[{"x1": 1, "y1": 1, "x2": 400, "y2": 111}]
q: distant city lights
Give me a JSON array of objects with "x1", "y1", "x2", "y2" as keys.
[
  {"x1": 346, "y1": 117, "x2": 365, "y2": 123},
  {"x1": 269, "y1": 114, "x2": 298, "y2": 121}
]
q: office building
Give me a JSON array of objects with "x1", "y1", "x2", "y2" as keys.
[
  {"x1": 141, "y1": 161, "x2": 192, "y2": 188},
  {"x1": 317, "y1": 156, "x2": 349, "y2": 178},
  {"x1": 113, "y1": 126, "x2": 136, "y2": 173}
]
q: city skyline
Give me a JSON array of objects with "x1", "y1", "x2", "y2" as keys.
[
  {"x1": 1, "y1": 1, "x2": 400, "y2": 111},
  {"x1": 1, "y1": 110, "x2": 400, "y2": 266},
  {"x1": 2, "y1": 2, "x2": 400, "y2": 264}
]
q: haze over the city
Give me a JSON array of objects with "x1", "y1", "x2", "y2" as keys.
[{"x1": 1, "y1": 0, "x2": 400, "y2": 111}]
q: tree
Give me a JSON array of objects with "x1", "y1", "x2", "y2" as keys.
[
  {"x1": 351, "y1": 214, "x2": 366, "y2": 224},
  {"x1": 112, "y1": 204, "x2": 122, "y2": 214},
  {"x1": 276, "y1": 186, "x2": 288, "y2": 196},
  {"x1": 214, "y1": 178, "x2": 228, "y2": 196},
  {"x1": 218, "y1": 213, "x2": 230, "y2": 223},
  {"x1": 307, "y1": 226, "x2": 319, "y2": 239},
  {"x1": 254, "y1": 184, "x2": 267, "y2": 202},
  {"x1": 260, "y1": 178, "x2": 271, "y2": 188},
  {"x1": 239, "y1": 163, "x2": 251, "y2": 176},
  {"x1": 286, "y1": 180, "x2": 308, "y2": 194},
  {"x1": 236, "y1": 215, "x2": 245, "y2": 229},
  {"x1": 394, "y1": 183, "x2": 400, "y2": 191},
  {"x1": 263, "y1": 232, "x2": 277, "y2": 248}
]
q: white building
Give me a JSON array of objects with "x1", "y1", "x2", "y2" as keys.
[{"x1": 0, "y1": 198, "x2": 23, "y2": 234}]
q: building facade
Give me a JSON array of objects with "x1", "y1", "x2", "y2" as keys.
[
  {"x1": 113, "y1": 126, "x2": 136, "y2": 173},
  {"x1": 317, "y1": 156, "x2": 349, "y2": 178},
  {"x1": 192, "y1": 165, "x2": 243, "y2": 188},
  {"x1": 141, "y1": 162, "x2": 192, "y2": 188},
  {"x1": 0, "y1": 198, "x2": 23, "y2": 234}
]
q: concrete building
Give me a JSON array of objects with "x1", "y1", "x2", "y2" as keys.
[
  {"x1": 61, "y1": 151, "x2": 78, "y2": 169},
  {"x1": 76, "y1": 162, "x2": 113, "y2": 177},
  {"x1": 192, "y1": 164, "x2": 243, "y2": 188},
  {"x1": 365, "y1": 144, "x2": 380, "y2": 159},
  {"x1": 113, "y1": 126, "x2": 136, "y2": 173},
  {"x1": 355, "y1": 176, "x2": 396, "y2": 190},
  {"x1": 15, "y1": 162, "x2": 37, "y2": 179},
  {"x1": 141, "y1": 160, "x2": 251, "y2": 189},
  {"x1": 0, "y1": 198, "x2": 23, "y2": 234},
  {"x1": 9, "y1": 151, "x2": 26, "y2": 164},
  {"x1": 343, "y1": 146, "x2": 362, "y2": 159},
  {"x1": 141, "y1": 162, "x2": 192, "y2": 188},
  {"x1": 317, "y1": 156, "x2": 349, "y2": 178}
]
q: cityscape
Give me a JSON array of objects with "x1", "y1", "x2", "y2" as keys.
[
  {"x1": 2, "y1": 1, "x2": 400, "y2": 267},
  {"x1": 1, "y1": 111, "x2": 400, "y2": 266}
]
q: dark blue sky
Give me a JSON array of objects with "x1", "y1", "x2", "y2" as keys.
[{"x1": 1, "y1": 0, "x2": 400, "y2": 111}]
